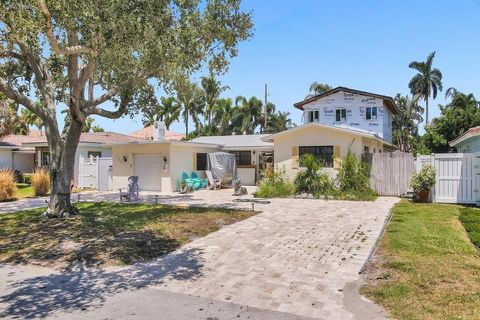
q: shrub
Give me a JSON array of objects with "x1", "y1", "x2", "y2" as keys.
[
  {"x1": 0, "y1": 169, "x2": 17, "y2": 201},
  {"x1": 410, "y1": 164, "x2": 436, "y2": 192},
  {"x1": 294, "y1": 154, "x2": 334, "y2": 196},
  {"x1": 337, "y1": 150, "x2": 371, "y2": 192},
  {"x1": 255, "y1": 166, "x2": 294, "y2": 198},
  {"x1": 32, "y1": 168, "x2": 50, "y2": 196}
]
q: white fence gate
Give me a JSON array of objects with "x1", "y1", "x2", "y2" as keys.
[
  {"x1": 78, "y1": 156, "x2": 113, "y2": 191},
  {"x1": 417, "y1": 153, "x2": 480, "y2": 205}
]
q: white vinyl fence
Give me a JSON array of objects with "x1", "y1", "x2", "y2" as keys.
[
  {"x1": 417, "y1": 153, "x2": 479, "y2": 205},
  {"x1": 78, "y1": 156, "x2": 113, "y2": 191}
]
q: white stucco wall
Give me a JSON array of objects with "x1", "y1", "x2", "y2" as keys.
[
  {"x1": 111, "y1": 143, "x2": 218, "y2": 193},
  {"x1": 0, "y1": 149, "x2": 13, "y2": 170},
  {"x1": 302, "y1": 91, "x2": 393, "y2": 142},
  {"x1": 12, "y1": 152, "x2": 35, "y2": 172}
]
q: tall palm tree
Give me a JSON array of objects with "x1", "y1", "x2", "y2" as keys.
[
  {"x1": 392, "y1": 94, "x2": 424, "y2": 152},
  {"x1": 267, "y1": 111, "x2": 295, "y2": 133},
  {"x1": 306, "y1": 82, "x2": 332, "y2": 99},
  {"x1": 235, "y1": 96, "x2": 262, "y2": 134},
  {"x1": 176, "y1": 81, "x2": 204, "y2": 137},
  {"x1": 212, "y1": 98, "x2": 234, "y2": 135},
  {"x1": 158, "y1": 97, "x2": 181, "y2": 130},
  {"x1": 21, "y1": 108, "x2": 42, "y2": 133},
  {"x1": 408, "y1": 51, "x2": 443, "y2": 127},
  {"x1": 200, "y1": 75, "x2": 229, "y2": 126}
]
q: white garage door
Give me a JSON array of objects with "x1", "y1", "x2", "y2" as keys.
[{"x1": 133, "y1": 154, "x2": 162, "y2": 191}]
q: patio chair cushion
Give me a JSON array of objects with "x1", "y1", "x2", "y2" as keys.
[{"x1": 191, "y1": 172, "x2": 207, "y2": 188}]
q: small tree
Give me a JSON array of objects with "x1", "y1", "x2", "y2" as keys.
[
  {"x1": 0, "y1": 0, "x2": 252, "y2": 216},
  {"x1": 337, "y1": 150, "x2": 370, "y2": 192}
]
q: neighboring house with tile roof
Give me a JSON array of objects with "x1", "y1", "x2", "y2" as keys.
[
  {"x1": 129, "y1": 125, "x2": 185, "y2": 141},
  {"x1": 21, "y1": 132, "x2": 144, "y2": 186},
  {"x1": 0, "y1": 134, "x2": 37, "y2": 173}
]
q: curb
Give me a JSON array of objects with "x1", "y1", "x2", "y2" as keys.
[{"x1": 358, "y1": 201, "x2": 396, "y2": 274}]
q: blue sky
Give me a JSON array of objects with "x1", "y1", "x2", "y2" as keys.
[{"x1": 94, "y1": 0, "x2": 480, "y2": 135}]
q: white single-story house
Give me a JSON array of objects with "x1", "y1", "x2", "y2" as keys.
[
  {"x1": 262, "y1": 122, "x2": 393, "y2": 180},
  {"x1": 107, "y1": 129, "x2": 274, "y2": 192},
  {"x1": 23, "y1": 132, "x2": 142, "y2": 186},
  {"x1": 0, "y1": 135, "x2": 37, "y2": 172},
  {"x1": 191, "y1": 135, "x2": 274, "y2": 185}
]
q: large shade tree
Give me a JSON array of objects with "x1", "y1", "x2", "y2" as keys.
[
  {"x1": 0, "y1": 0, "x2": 252, "y2": 216},
  {"x1": 408, "y1": 51, "x2": 443, "y2": 127},
  {"x1": 422, "y1": 93, "x2": 480, "y2": 153}
]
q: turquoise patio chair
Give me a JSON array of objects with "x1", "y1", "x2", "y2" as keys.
[
  {"x1": 181, "y1": 172, "x2": 200, "y2": 190},
  {"x1": 191, "y1": 172, "x2": 208, "y2": 189}
]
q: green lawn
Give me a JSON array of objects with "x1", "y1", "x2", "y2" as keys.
[
  {"x1": 0, "y1": 202, "x2": 255, "y2": 268},
  {"x1": 15, "y1": 183, "x2": 35, "y2": 199},
  {"x1": 361, "y1": 201, "x2": 480, "y2": 320}
]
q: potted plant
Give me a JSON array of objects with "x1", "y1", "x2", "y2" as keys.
[{"x1": 410, "y1": 164, "x2": 436, "y2": 202}]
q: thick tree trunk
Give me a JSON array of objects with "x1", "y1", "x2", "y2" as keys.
[{"x1": 46, "y1": 119, "x2": 83, "y2": 218}]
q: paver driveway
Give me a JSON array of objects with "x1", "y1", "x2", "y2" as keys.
[
  {"x1": 112, "y1": 192, "x2": 398, "y2": 319},
  {"x1": 0, "y1": 189, "x2": 398, "y2": 319}
]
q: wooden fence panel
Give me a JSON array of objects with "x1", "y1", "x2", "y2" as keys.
[{"x1": 368, "y1": 151, "x2": 415, "y2": 196}]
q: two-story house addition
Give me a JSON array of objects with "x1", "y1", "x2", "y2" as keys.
[{"x1": 262, "y1": 87, "x2": 398, "y2": 180}]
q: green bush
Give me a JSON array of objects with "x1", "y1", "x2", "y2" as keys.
[
  {"x1": 294, "y1": 154, "x2": 334, "y2": 196},
  {"x1": 410, "y1": 164, "x2": 436, "y2": 192},
  {"x1": 255, "y1": 166, "x2": 294, "y2": 198},
  {"x1": 337, "y1": 150, "x2": 371, "y2": 192}
]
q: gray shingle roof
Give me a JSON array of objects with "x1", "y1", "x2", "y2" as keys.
[{"x1": 192, "y1": 134, "x2": 273, "y2": 149}]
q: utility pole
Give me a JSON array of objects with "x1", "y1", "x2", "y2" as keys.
[{"x1": 264, "y1": 83, "x2": 268, "y2": 133}]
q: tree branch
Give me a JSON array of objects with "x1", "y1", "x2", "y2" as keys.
[
  {"x1": 0, "y1": 77, "x2": 41, "y2": 114},
  {"x1": 86, "y1": 102, "x2": 128, "y2": 119},
  {"x1": 0, "y1": 50, "x2": 25, "y2": 61},
  {"x1": 83, "y1": 88, "x2": 118, "y2": 108},
  {"x1": 39, "y1": 0, "x2": 92, "y2": 56}
]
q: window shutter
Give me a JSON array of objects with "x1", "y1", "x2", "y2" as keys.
[
  {"x1": 292, "y1": 146, "x2": 299, "y2": 169},
  {"x1": 333, "y1": 145, "x2": 341, "y2": 169},
  {"x1": 193, "y1": 153, "x2": 197, "y2": 171}
]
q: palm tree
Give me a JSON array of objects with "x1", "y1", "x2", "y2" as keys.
[
  {"x1": 408, "y1": 51, "x2": 443, "y2": 127},
  {"x1": 445, "y1": 87, "x2": 459, "y2": 100},
  {"x1": 267, "y1": 111, "x2": 295, "y2": 133},
  {"x1": 200, "y1": 75, "x2": 229, "y2": 126},
  {"x1": 235, "y1": 96, "x2": 262, "y2": 134},
  {"x1": 176, "y1": 81, "x2": 204, "y2": 137},
  {"x1": 306, "y1": 82, "x2": 332, "y2": 99},
  {"x1": 212, "y1": 98, "x2": 234, "y2": 135},
  {"x1": 158, "y1": 97, "x2": 181, "y2": 130},
  {"x1": 21, "y1": 108, "x2": 42, "y2": 133},
  {"x1": 392, "y1": 94, "x2": 423, "y2": 152}
]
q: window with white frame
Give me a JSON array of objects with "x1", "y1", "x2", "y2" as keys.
[
  {"x1": 307, "y1": 110, "x2": 319, "y2": 123},
  {"x1": 335, "y1": 108, "x2": 346, "y2": 122},
  {"x1": 366, "y1": 106, "x2": 378, "y2": 120}
]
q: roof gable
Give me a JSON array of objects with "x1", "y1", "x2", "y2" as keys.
[{"x1": 294, "y1": 86, "x2": 398, "y2": 114}]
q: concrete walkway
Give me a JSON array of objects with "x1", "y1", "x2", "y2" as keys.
[{"x1": 0, "y1": 189, "x2": 398, "y2": 319}]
